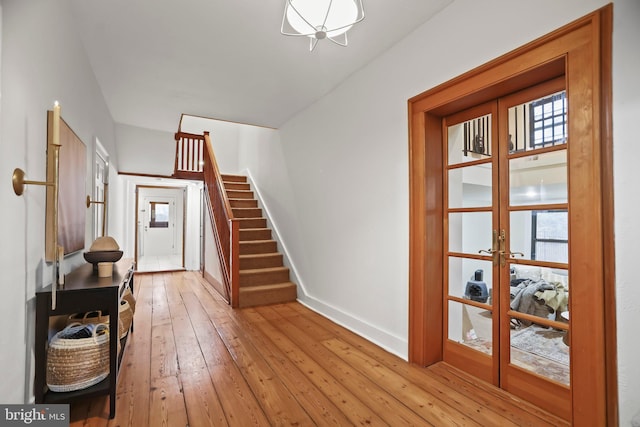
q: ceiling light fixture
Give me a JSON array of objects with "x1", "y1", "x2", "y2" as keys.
[{"x1": 281, "y1": 0, "x2": 365, "y2": 51}]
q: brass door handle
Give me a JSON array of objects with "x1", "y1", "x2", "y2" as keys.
[
  {"x1": 478, "y1": 249, "x2": 496, "y2": 255},
  {"x1": 478, "y1": 230, "x2": 501, "y2": 265}
]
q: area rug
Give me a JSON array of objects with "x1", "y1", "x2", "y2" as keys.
[{"x1": 510, "y1": 326, "x2": 569, "y2": 366}]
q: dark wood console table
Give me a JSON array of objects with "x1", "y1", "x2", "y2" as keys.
[{"x1": 34, "y1": 259, "x2": 134, "y2": 418}]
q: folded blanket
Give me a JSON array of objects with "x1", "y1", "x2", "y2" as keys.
[
  {"x1": 510, "y1": 279, "x2": 555, "y2": 319},
  {"x1": 535, "y1": 281, "x2": 569, "y2": 313}
]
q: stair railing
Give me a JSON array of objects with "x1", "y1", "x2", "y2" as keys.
[
  {"x1": 174, "y1": 132, "x2": 205, "y2": 178},
  {"x1": 201, "y1": 131, "x2": 240, "y2": 307}
]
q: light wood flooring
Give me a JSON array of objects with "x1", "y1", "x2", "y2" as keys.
[
  {"x1": 136, "y1": 254, "x2": 184, "y2": 273},
  {"x1": 69, "y1": 271, "x2": 568, "y2": 426}
]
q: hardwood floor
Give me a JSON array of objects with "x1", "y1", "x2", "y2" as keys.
[{"x1": 69, "y1": 271, "x2": 568, "y2": 426}]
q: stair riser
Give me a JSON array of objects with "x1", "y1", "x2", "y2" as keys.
[
  {"x1": 224, "y1": 182, "x2": 251, "y2": 191},
  {"x1": 229, "y1": 199, "x2": 258, "y2": 208},
  {"x1": 240, "y1": 241, "x2": 277, "y2": 254},
  {"x1": 240, "y1": 254, "x2": 283, "y2": 269},
  {"x1": 238, "y1": 219, "x2": 267, "y2": 229},
  {"x1": 240, "y1": 229, "x2": 272, "y2": 241},
  {"x1": 240, "y1": 269, "x2": 290, "y2": 287},
  {"x1": 226, "y1": 190, "x2": 254, "y2": 199},
  {"x1": 221, "y1": 175, "x2": 247, "y2": 183},
  {"x1": 232, "y1": 208, "x2": 262, "y2": 218},
  {"x1": 239, "y1": 284, "x2": 297, "y2": 308}
]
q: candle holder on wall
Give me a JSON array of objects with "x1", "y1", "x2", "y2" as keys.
[{"x1": 12, "y1": 103, "x2": 64, "y2": 309}]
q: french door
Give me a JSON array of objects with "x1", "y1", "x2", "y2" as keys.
[
  {"x1": 443, "y1": 77, "x2": 572, "y2": 416},
  {"x1": 409, "y1": 7, "x2": 614, "y2": 424}
]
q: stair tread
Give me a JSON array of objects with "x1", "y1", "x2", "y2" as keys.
[
  {"x1": 240, "y1": 239, "x2": 275, "y2": 244},
  {"x1": 239, "y1": 282, "x2": 296, "y2": 290},
  {"x1": 240, "y1": 266, "x2": 289, "y2": 275},
  {"x1": 240, "y1": 252, "x2": 280, "y2": 258}
]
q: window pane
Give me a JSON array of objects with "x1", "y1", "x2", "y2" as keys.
[
  {"x1": 535, "y1": 211, "x2": 568, "y2": 240},
  {"x1": 510, "y1": 316, "x2": 570, "y2": 385},
  {"x1": 508, "y1": 90, "x2": 567, "y2": 153},
  {"x1": 150, "y1": 202, "x2": 170, "y2": 228},
  {"x1": 448, "y1": 114, "x2": 492, "y2": 165},
  {"x1": 448, "y1": 211, "x2": 492, "y2": 255},
  {"x1": 448, "y1": 301, "x2": 492, "y2": 356},
  {"x1": 448, "y1": 257, "x2": 493, "y2": 304},
  {"x1": 510, "y1": 150, "x2": 567, "y2": 206},
  {"x1": 448, "y1": 164, "x2": 492, "y2": 209},
  {"x1": 509, "y1": 210, "x2": 568, "y2": 264}
]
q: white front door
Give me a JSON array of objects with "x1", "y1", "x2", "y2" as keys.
[
  {"x1": 142, "y1": 195, "x2": 176, "y2": 257},
  {"x1": 136, "y1": 186, "x2": 185, "y2": 270}
]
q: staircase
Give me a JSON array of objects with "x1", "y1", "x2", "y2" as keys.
[{"x1": 222, "y1": 174, "x2": 297, "y2": 308}]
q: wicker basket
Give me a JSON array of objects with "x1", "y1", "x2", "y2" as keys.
[
  {"x1": 46, "y1": 323, "x2": 110, "y2": 392},
  {"x1": 67, "y1": 300, "x2": 133, "y2": 340},
  {"x1": 122, "y1": 287, "x2": 136, "y2": 314},
  {"x1": 68, "y1": 310, "x2": 109, "y2": 325},
  {"x1": 119, "y1": 299, "x2": 133, "y2": 339}
]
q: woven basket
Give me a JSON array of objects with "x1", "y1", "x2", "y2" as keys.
[
  {"x1": 68, "y1": 310, "x2": 109, "y2": 325},
  {"x1": 46, "y1": 323, "x2": 110, "y2": 392},
  {"x1": 119, "y1": 299, "x2": 133, "y2": 339},
  {"x1": 68, "y1": 300, "x2": 133, "y2": 340},
  {"x1": 122, "y1": 287, "x2": 136, "y2": 314}
]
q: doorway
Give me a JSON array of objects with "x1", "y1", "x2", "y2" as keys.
[
  {"x1": 135, "y1": 186, "x2": 186, "y2": 272},
  {"x1": 408, "y1": 6, "x2": 615, "y2": 425}
]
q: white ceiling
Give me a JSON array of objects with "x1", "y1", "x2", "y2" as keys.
[{"x1": 69, "y1": 0, "x2": 452, "y2": 132}]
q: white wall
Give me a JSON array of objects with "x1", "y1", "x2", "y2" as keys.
[
  {"x1": 245, "y1": 0, "x2": 639, "y2": 423},
  {"x1": 116, "y1": 124, "x2": 175, "y2": 176},
  {"x1": 115, "y1": 118, "x2": 243, "y2": 178},
  {"x1": 612, "y1": 0, "x2": 640, "y2": 423},
  {"x1": 0, "y1": 0, "x2": 117, "y2": 402}
]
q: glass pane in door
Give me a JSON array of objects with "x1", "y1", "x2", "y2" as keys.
[
  {"x1": 448, "y1": 257, "x2": 494, "y2": 303},
  {"x1": 509, "y1": 151, "x2": 568, "y2": 206},
  {"x1": 507, "y1": 90, "x2": 567, "y2": 154},
  {"x1": 448, "y1": 114, "x2": 492, "y2": 164},
  {"x1": 448, "y1": 300, "x2": 492, "y2": 355},
  {"x1": 509, "y1": 317, "x2": 570, "y2": 385},
  {"x1": 509, "y1": 210, "x2": 568, "y2": 263},
  {"x1": 448, "y1": 212, "x2": 493, "y2": 255},
  {"x1": 448, "y1": 164, "x2": 492, "y2": 209},
  {"x1": 509, "y1": 263, "x2": 570, "y2": 385}
]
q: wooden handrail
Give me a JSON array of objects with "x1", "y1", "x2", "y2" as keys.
[{"x1": 200, "y1": 131, "x2": 240, "y2": 307}]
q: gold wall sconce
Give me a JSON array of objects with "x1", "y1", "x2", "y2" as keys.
[
  {"x1": 87, "y1": 188, "x2": 108, "y2": 237},
  {"x1": 12, "y1": 102, "x2": 63, "y2": 309}
]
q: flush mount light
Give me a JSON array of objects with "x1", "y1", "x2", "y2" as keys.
[{"x1": 281, "y1": 0, "x2": 365, "y2": 51}]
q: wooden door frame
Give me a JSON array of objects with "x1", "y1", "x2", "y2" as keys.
[{"x1": 407, "y1": 5, "x2": 615, "y2": 425}]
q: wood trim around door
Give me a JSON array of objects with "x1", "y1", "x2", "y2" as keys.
[{"x1": 408, "y1": 5, "x2": 615, "y2": 425}]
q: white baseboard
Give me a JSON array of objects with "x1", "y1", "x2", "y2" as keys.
[{"x1": 297, "y1": 294, "x2": 408, "y2": 361}]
